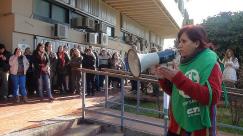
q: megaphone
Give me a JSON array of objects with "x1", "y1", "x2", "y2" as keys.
[{"x1": 127, "y1": 49, "x2": 176, "y2": 77}]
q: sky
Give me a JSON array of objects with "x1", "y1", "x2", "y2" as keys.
[
  {"x1": 186, "y1": 0, "x2": 243, "y2": 24},
  {"x1": 164, "y1": 0, "x2": 243, "y2": 49}
]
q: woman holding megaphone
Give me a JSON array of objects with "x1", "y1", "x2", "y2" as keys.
[{"x1": 154, "y1": 25, "x2": 222, "y2": 136}]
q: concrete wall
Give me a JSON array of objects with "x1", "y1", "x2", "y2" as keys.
[
  {"x1": 12, "y1": 0, "x2": 33, "y2": 17},
  {"x1": 0, "y1": 0, "x2": 13, "y2": 51},
  {"x1": 0, "y1": 0, "x2": 12, "y2": 14},
  {"x1": 12, "y1": 32, "x2": 34, "y2": 51},
  {"x1": 0, "y1": 15, "x2": 14, "y2": 51},
  {"x1": 0, "y1": 0, "x2": 171, "y2": 53}
]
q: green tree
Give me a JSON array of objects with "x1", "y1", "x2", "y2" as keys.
[{"x1": 201, "y1": 11, "x2": 243, "y2": 59}]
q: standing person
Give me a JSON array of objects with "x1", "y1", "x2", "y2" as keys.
[
  {"x1": 9, "y1": 48, "x2": 29, "y2": 103},
  {"x1": 24, "y1": 47, "x2": 36, "y2": 96},
  {"x1": 82, "y1": 48, "x2": 96, "y2": 96},
  {"x1": 45, "y1": 42, "x2": 57, "y2": 93},
  {"x1": 0, "y1": 43, "x2": 12, "y2": 101},
  {"x1": 222, "y1": 48, "x2": 239, "y2": 87},
  {"x1": 56, "y1": 45, "x2": 70, "y2": 94},
  {"x1": 108, "y1": 52, "x2": 125, "y2": 88},
  {"x1": 32, "y1": 43, "x2": 54, "y2": 101},
  {"x1": 69, "y1": 48, "x2": 82, "y2": 94},
  {"x1": 154, "y1": 25, "x2": 222, "y2": 135},
  {"x1": 98, "y1": 48, "x2": 110, "y2": 91}
]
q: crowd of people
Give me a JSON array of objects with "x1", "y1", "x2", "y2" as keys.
[{"x1": 0, "y1": 42, "x2": 126, "y2": 103}]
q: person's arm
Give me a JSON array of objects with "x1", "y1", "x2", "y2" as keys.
[
  {"x1": 172, "y1": 64, "x2": 222, "y2": 105},
  {"x1": 9, "y1": 55, "x2": 17, "y2": 66},
  {"x1": 158, "y1": 79, "x2": 173, "y2": 95},
  {"x1": 233, "y1": 58, "x2": 239, "y2": 70}
]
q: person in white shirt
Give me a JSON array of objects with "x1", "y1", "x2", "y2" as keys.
[{"x1": 222, "y1": 48, "x2": 239, "y2": 87}]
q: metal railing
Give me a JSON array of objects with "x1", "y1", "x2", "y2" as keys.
[
  {"x1": 75, "y1": 68, "x2": 168, "y2": 135},
  {"x1": 75, "y1": 68, "x2": 243, "y2": 135}
]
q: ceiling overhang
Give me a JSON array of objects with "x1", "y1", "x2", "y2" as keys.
[{"x1": 103, "y1": 0, "x2": 183, "y2": 38}]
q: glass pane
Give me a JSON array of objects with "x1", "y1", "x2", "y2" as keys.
[
  {"x1": 107, "y1": 27, "x2": 112, "y2": 37},
  {"x1": 33, "y1": 0, "x2": 50, "y2": 18},
  {"x1": 52, "y1": 5, "x2": 68, "y2": 23}
]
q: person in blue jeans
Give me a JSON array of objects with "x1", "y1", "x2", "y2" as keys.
[
  {"x1": 9, "y1": 48, "x2": 29, "y2": 103},
  {"x1": 33, "y1": 43, "x2": 54, "y2": 101}
]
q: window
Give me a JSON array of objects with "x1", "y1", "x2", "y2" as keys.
[
  {"x1": 107, "y1": 26, "x2": 114, "y2": 37},
  {"x1": 33, "y1": 0, "x2": 50, "y2": 18},
  {"x1": 33, "y1": 0, "x2": 69, "y2": 24},
  {"x1": 51, "y1": 5, "x2": 69, "y2": 23}
]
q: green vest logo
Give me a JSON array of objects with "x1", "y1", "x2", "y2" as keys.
[{"x1": 178, "y1": 69, "x2": 200, "y2": 98}]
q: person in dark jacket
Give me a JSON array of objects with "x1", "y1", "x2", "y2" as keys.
[
  {"x1": 0, "y1": 43, "x2": 12, "y2": 101},
  {"x1": 24, "y1": 47, "x2": 36, "y2": 96},
  {"x1": 56, "y1": 45, "x2": 70, "y2": 94},
  {"x1": 32, "y1": 43, "x2": 54, "y2": 101},
  {"x1": 45, "y1": 42, "x2": 57, "y2": 94},
  {"x1": 82, "y1": 48, "x2": 96, "y2": 96}
]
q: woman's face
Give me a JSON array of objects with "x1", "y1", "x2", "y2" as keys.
[
  {"x1": 178, "y1": 32, "x2": 198, "y2": 57},
  {"x1": 114, "y1": 53, "x2": 119, "y2": 59},
  {"x1": 226, "y1": 50, "x2": 233, "y2": 58},
  {"x1": 39, "y1": 45, "x2": 45, "y2": 53},
  {"x1": 101, "y1": 50, "x2": 106, "y2": 56},
  {"x1": 47, "y1": 44, "x2": 52, "y2": 52},
  {"x1": 74, "y1": 49, "x2": 79, "y2": 56},
  {"x1": 25, "y1": 48, "x2": 31, "y2": 55},
  {"x1": 16, "y1": 48, "x2": 22, "y2": 56},
  {"x1": 58, "y1": 46, "x2": 63, "y2": 52}
]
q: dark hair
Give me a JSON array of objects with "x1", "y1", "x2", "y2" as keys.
[
  {"x1": 177, "y1": 25, "x2": 208, "y2": 49},
  {"x1": 0, "y1": 43, "x2": 5, "y2": 49},
  {"x1": 45, "y1": 42, "x2": 50, "y2": 52},
  {"x1": 57, "y1": 45, "x2": 63, "y2": 52},
  {"x1": 14, "y1": 48, "x2": 21, "y2": 55},
  {"x1": 36, "y1": 43, "x2": 44, "y2": 52}
]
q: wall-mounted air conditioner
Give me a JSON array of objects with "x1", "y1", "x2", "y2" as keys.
[
  {"x1": 98, "y1": 33, "x2": 108, "y2": 46},
  {"x1": 131, "y1": 35, "x2": 137, "y2": 43},
  {"x1": 54, "y1": 24, "x2": 68, "y2": 39},
  {"x1": 96, "y1": 22, "x2": 107, "y2": 33},
  {"x1": 86, "y1": 33, "x2": 98, "y2": 44},
  {"x1": 83, "y1": 17, "x2": 95, "y2": 30},
  {"x1": 124, "y1": 34, "x2": 131, "y2": 44},
  {"x1": 71, "y1": 17, "x2": 83, "y2": 28}
]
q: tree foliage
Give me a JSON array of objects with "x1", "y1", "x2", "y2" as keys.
[{"x1": 201, "y1": 11, "x2": 243, "y2": 53}]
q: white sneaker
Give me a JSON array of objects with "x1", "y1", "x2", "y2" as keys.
[{"x1": 8, "y1": 94, "x2": 13, "y2": 98}]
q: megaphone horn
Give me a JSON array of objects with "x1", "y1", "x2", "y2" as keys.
[{"x1": 127, "y1": 49, "x2": 176, "y2": 77}]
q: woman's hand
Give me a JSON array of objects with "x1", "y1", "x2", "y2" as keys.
[{"x1": 155, "y1": 66, "x2": 179, "y2": 81}]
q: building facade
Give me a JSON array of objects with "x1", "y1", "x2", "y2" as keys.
[{"x1": 0, "y1": 0, "x2": 185, "y2": 53}]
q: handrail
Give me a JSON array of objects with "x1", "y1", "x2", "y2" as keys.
[
  {"x1": 74, "y1": 67, "x2": 243, "y2": 134},
  {"x1": 74, "y1": 67, "x2": 168, "y2": 135},
  {"x1": 75, "y1": 68, "x2": 159, "y2": 83}
]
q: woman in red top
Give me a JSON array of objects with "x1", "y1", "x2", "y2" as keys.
[{"x1": 154, "y1": 25, "x2": 222, "y2": 136}]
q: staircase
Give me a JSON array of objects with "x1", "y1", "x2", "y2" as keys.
[{"x1": 63, "y1": 123, "x2": 124, "y2": 136}]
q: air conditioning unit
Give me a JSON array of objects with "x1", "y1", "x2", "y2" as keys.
[
  {"x1": 96, "y1": 22, "x2": 107, "y2": 33},
  {"x1": 86, "y1": 33, "x2": 98, "y2": 44},
  {"x1": 54, "y1": 24, "x2": 68, "y2": 39},
  {"x1": 124, "y1": 34, "x2": 131, "y2": 44},
  {"x1": 83, "y1": 17, "x2": 95, "y2": 30},
  {"x1": 71, "y1": 17, "x2": 83, "y2": 28},
  {"x1": 98, "y1": 33, "x2": 108, "y2": 46},
  {"x1": 131, "y1": 35, "x2": 137, "y2": 43}
]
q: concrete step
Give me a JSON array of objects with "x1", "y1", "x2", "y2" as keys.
[
  {"x1": 97, "y1": 133, "x2": 124, "y2": 136},
  {"x1": 63, "y1": 124, "x2": 101, "y2": 136}
]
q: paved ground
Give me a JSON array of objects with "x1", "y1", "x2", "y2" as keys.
[
  {"x1": 0, "y1": 89, "x2": 239, "y2": 136},
  {"x1": 0, "y1": 92, "x2": 113, "y2": 135}
]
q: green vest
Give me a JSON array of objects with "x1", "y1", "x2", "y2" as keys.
[{"x1": 172, "y1": 49, "x2": 217, "y2": 132}]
